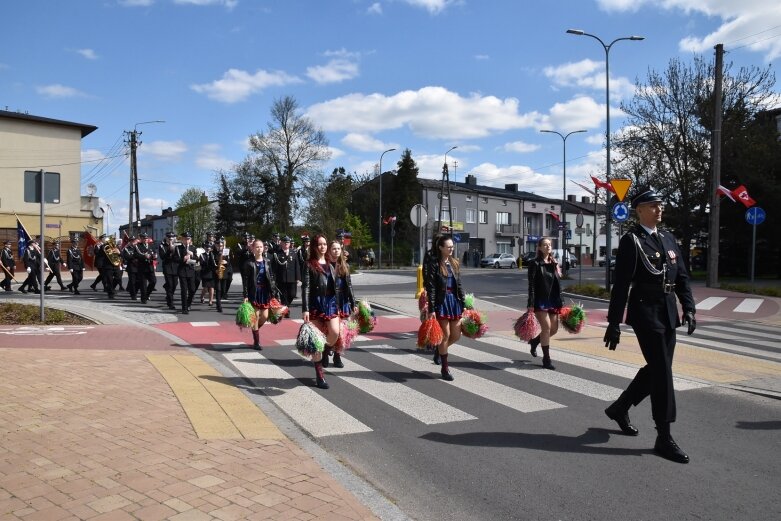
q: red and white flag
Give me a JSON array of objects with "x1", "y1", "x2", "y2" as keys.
[
  {"x1": 731, "y1": 185, "x2": 756, "y2": 208},
  {"x1": 591, "y1": 175, "x2": 616, "y2": 194},
  {"x1": 715, "y1": 185, "x2": 736, "y2": 202},
  {"x1": 547, "y1": 210, "x2": 560, "y2": 222},
  {"x1": 383, "y1": 215, "x2": 397, "y2": 225}
]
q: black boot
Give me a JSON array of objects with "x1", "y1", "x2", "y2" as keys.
[
  {"x1": 654, "y1": 423, "x2": 689, "y2": 463},
  {"x1": 440, "y1": 353, "x2": 454, "y2": 381},
  {"x1": 252, "y1": 329, "x2": 261, "y2": 350},
  {"x1": 529, "y1": 335, "x2": 540, "y2": 357},
  {"x1": 315, "y1": 361, "x2": 329, "y2": 389},
  {"x1": 433, "y1": 349, "x2": 441, "y2": 365},
  {"x1": 332, "y1": 352, "x2": 344, "y2": 368},
  {"x1": 605, "y1": 391, "x2": 639, "y2": 436},
  {"x1": 321, "y1": 349, "x2": 331, "y2": 368},
  {"x1": 541, "y1": 346, "x2": 556, "y2": 370}
]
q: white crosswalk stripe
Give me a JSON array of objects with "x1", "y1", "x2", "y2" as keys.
[
  {"x1": 696, "y1": 297, "x2": 726, "y2": 310},
  {"x1": 733, "y1": 298, "x2": 764, "y2": 313},
  {"x1": 223, "y1": 351, "x2": 372, "y2": 438}
]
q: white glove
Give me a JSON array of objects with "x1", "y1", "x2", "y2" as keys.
[
  {"x1": 70, "y1": 269, "x2": 74, "y2": 273},
  {"x1": 26, "y1": 267, "x2": 31, "y2": 273}
]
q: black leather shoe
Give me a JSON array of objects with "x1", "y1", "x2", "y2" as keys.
[
  {"x1": 654, "y1": 435, "x2": 690, "y2": 464},
  {"x1": 316, "y1": 377, "x2": 330, "y2": 390},
  {"x1": 542, "y1": 358, "x2": 556, "y2": 370},
  {"x1": 433, "y1": 351, "x2": 441, "y2": 365},
  {"x1": 333, "y1": 353, "x2": 344, "y2": 368},
  {"x1": 321, "y1": 353, "x2": 330, "y2": 368},
  {"x1": 441, "y1": 370, "x2": 454, "y2": 381},
  {"x1": 605, "y1": 404, "x2": 639, "y2": 436},
  {"x1": 182, "y1": 309, "x2": 189, "y2": 314},
  {"x1": 74, "y1": 290, "x2": 80, "y2": 295}
]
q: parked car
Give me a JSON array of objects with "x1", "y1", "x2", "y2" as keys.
[
  {"x1": 520, "y1": 252, "x2": 537, "y2": 266},
  {"x1": 598, "y1": 258, "x2": 616, "y2": 268},
  {"x1": 480, "y1": 253, "x2": 517, "y2": 269}
]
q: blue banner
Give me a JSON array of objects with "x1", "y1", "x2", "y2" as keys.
[{"x1": 17, "y1": 219, "x2": 31, "y2": 258}]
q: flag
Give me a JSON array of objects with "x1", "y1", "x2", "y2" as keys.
[
  {"x1": 383, "y1": 215, "x2": 397, "y2": 225},
  {"x1": 16, "y1": 218, "x2": 32, "y2": 258},
  {"x1": 83, "y1": 232, "x2": 98, "y2": 269},
  {"x1": 572, "y1": 180, "x2": 595, "y2": 196},
  {"x1": 591, "y1": 175, "x2": 616, "y2": 194},
  {"x1": 731, "y1": 185, "x2": 756, "y2": 208},
  {"x1": 119, "y1": 231, "x2": 130, "y2": 251},
  {"x1": 715, "y1": 185, "x2": 736, "y2": 202},
  {"x1": 547, "y1": 210, "x2": 560, "y2": 222}
]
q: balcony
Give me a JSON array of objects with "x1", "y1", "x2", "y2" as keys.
[{"x1": 495, "y1": 224, "x2": 521, "y2": 236}]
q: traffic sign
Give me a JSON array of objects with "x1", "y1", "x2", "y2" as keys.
[
  {"x1": 612, "y1": 202, "x2": 629, "y2": 222},
  {"x1": 576, "y1": 212, "x2": 584, "y2": 227},
  {"x1": 565, "y1": 230, "x2": 572, "y2": 240},
  {"x1": 610, "y1": 179, "x2": 632, "y2": 202},
  {"x1": 452, "y1": 232, "x2": 470, "y2": 243},
  {"x1": 556, "y1": 222, "x2": 568, "y2": 230},
  {"x1": 410, "y1": 204, "x2": 428, "y2": 227},
  {"x1": 745, "y1": 206, "x2": 766, "y2": 225}
]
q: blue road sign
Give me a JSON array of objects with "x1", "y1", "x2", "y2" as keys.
[
  {"x1": 612, "y1": 202, "x2": 629, "y2": 223},
  {"x1": 745, "y1": 206, "x2": 765, "y2": 225}
]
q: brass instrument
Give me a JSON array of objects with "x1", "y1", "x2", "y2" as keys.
[
  {"x1": 216, "y1": 246, "x2": 227, "y2": 280},
  {"x1": 106, "y1": 236, "x2": 121, "y2": 267}
]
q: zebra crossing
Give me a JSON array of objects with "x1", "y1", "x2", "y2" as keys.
[{"x1": 214, "y1": 335, "x2": 712, "y2": 439}]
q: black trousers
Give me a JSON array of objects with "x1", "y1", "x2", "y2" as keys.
[
  {"x1": 624, "y1": 325, "x2": 677, "y2": 423},
  {"x1": 99, "y1": 266, "x2": 115, "y2": 296},
  {"x1": 137, "y1": 269, "x2": 156, "y2": 302},
  {"x1": 163, "y1": 272, "x2": 178, "y2": 305},
  {"x1": 179, "y1": 274, "x2": 196, "y2": 310},
  {"x1": 127, "y1": 270, "x2": 138, "y2": 298},
  {"x1": 2, "y1": 268, "x2": 13, "y2": 290},
  {"x1": 279, "y1": 282, "x2": 297, "y2": 306},
  {"x1": 45, "y1": 269, "x2": 65, "y2": 289},
  {"x1": 70, "y1": 270, "x2": 83, "y2": 291}
]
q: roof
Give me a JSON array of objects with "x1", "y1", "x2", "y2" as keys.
[
  {"x1": 417, "y1": 177, "x2": 557, "y2": 205},
  {"x1": 0, "y1": 109, "x2": 97, "y2": 138}
]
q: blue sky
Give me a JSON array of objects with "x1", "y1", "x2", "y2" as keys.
[{"x1": 2, "y1": 0, "x2": 779, "y2": 236}]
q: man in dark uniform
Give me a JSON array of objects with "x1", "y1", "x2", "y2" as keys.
[
  {"x1": 269, "y1": 232, "x2": 282, "y2": 255},
  {"x1": 122, "y1": 236, "x2": 139, "y2": 299},
  {"x1": 174, "y1": 231, "x2": 197, "y2": 314},
  {"x1": 66, "y1": 238, "x2": 85, "y2": 294},
  {"x1": 234, "y1": 232, "x2": 254, "y2": 296},
  {"x1": 159, "y1": 232, "x2": 179, "y2": 309},
  {"x1": 94, "y1": 234, "x2": 116, "y2": 298},
  {"x1": 296, "y1": 235, "x2": 310, "y2": 272},
  {"x1": 272, "y1": 235, "x2": 300, "y2": 307},
  {"x1": 1, "y1": 240, "x2": 15, "y2": 291},
  {"x1": 135, "y1": 232, "x2": 157, "y2": 303},
  {"x1": 19, "y1": 237, "x2": 42, "y2": 294},
  {"x1": 44, "y1": 240, "x2": 67, "y2": 291},
  {"x1": 603, "y1": 187, "x2": 696, "y2": 464}
]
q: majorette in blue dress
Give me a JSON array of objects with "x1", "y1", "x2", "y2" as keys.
[
  {"x1": 311, "y1": 262, "x2": 352, "y2": 320},
  {"x1": 250, "y1": 260, "x2": 272, "y2": 309},
  {"x1": 436, "y1": 263, "x2": 463, "y2": 320}
]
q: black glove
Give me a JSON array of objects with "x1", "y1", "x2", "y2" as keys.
[
  {"x1": 604, "y1": 323, "x2": 621, "y2": 350},
  {"x1": 682, "y1": 311, "x2": 696, "y2": 335}
]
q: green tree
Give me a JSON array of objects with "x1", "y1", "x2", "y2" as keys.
[
  {"x1": 303, "y1": 167, "x2": 355, "y2": 239},
  {"x1": 386, "y1": 149, "x2": 421, "y2": 250},
  {"x1": 248, "y1": 96, "x2": 331, "y2": 231},
  {"x1": 341, "y1": 211, "x2": 373, "y2": 252},
  {"x1": 230, "y1": 156, "x2": 277, "y2": 238},
  {"x1": 213, "y1": 171, "x2": 238, "y2": 237},
  {"x1": 175, "y1": 188, "x2": 214, "y2": 243}
]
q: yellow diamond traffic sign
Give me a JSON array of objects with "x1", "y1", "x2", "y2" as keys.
[{"x1": 610, "y1": 179, "x2": 632, "y2": 202}]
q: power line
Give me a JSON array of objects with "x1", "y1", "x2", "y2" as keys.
[
  {"x1": 724, "y1": 24, "x2": 781, "y2": 45},
  {"x1": 730, "y1": 31, "x2": 781, "y2": 52},
  {"x1": 0, "y1": 151, "x2": 128, "y2": 169}
]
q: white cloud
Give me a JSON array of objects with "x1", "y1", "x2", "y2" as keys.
[
  {"x1": 367, "y1": 2, "x2": 382, "y2": 14},
  {"x1": 538, "y1": 95, "x2": 611, "y2": 133},
  {"x1": 191, "y1": 68, "x2": 302, "y2": 103},
  {"x1": 81, "y1": 149, "x2": 106, "y2": 164},
  {"x1": 306, "y1": 58, "x2": 359, "y2": 84},
  {"x1": 118, "y1": 0, "x2": 154, "y2": 6},
  {"x1": 585, "y1": 133, "x2": 604, "y2": 146},
  {"x1": 195, "y1": 143, "x2": 234, "y2": 171},
  {"x1": 598, "y1": 0, "x2": 781, "y2": 60},
  {"x1": 174, "y1": 0, "x2": 238, "y2": 8},
  {"x1": 76, "y1": 48, "x2": 98, "y2": 60},
  {"x1": 467, "y1": 162, "x2": 564, "y2": 197},
  {"x1": 36, "y1": 84, "x2": 86, "y2": 98},
  {"x1": 501, "y1": 141, "x2": 541, "y2": 154},
  {"x1": 544, "y1": 59, "x2": 636, "y2": 101},
  {"x1": 341, "y1": 133, "x2": 399, "y2": 152},
  {"x1": 307, "y1": 86, "x2": 540, "y2": 140},
  {"x1": 404, "y1": 0, "x2": 456, "y2": 15},
  {"x1": 328, "y1": 146, "x2": 345, "y2": 159},
  {"x1": 475, "y1": 54, "x2": 490, "y2": 60},
  {"x1": 142, "y1": 140, "x2": 188, "y2": 162}
]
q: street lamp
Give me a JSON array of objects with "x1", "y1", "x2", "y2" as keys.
[
  {"x1": 567, "y1": 29, "x2": 643, "y2": 290},
  {"x1": 378, "y1": 147, "x2": 396, "y2": 269},
  {"x1": 540, "y1": 129, "x2": 586, "y2": 266}
]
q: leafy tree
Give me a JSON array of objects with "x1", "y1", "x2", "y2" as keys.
[
  {"x1": 303, "y1": 167, "x2": 355, "y2": 239},
  {"x1": 248, "y1": 96, "x2": 331, "y2": 231},
  {"x1": 386, "y1": 149, "x2": 421, "y2": 249},
  {"x1": 175, "y1": 188, "x2": 214, "y2": 242},
  {"x1": 341, "y1": 211, "x2": 373, "y2": 252},
  {"x1": 230, "y1": 156, "x2": 277, "y2": 238},
  {"x1": 213, "y1": 171, "x2": 238, "y2": 237}
]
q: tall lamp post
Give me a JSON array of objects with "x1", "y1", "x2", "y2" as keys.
[
  {"x1": 567, "y1": 29, "x2": 643, "y2": 290},
  {"x1": 377, "y1": 147, "x2": 396, "y2": 269},
  {"x1": 540, "y1": 129, "x2": 586, "y2": 264}
]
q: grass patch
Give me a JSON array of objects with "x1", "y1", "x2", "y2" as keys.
[
  {"x1": 719, "y1": 283, "x2": 781, "y2": 298},
  {"x1": 564, "y1": 283, "x2": 611, "y2": 300},
  {"x1": 0, "y1": 303, "x2": 95, "y2": 325}
]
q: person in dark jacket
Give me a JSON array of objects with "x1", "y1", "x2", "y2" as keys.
[
  {"x1": 302, "y1": 235, "x2": 356, "y2": 389},
  {"x1": 44, "y1": 241, "x2": 67, "y2": 291},
  {"x1": 242, "y1": 239, "x2": 279, "y2": 350},
  {"x1": 19, "y1": 238, "x2": 43, "y2": 294},
  {"x1": 272, "y1": 235, "x2": 300, "y2": 308},
  {"x1": 66, "y1": 239, "x2": 84, "y2": 294},
  {"x1": 422, "y1": 233, "x2": 443, "y2": 364},
  {"x1": 174, "y1": 231, "x2": 197, "y2": 314},
  {"x1": 1, "y1": 240, "x2": 16, "y2": 291},
  {"x1": 424, "y1": 235, "x2": 466, "y2": 381},
  {"x1": 603, "y1": 188, "x2": 696, "y2": 464},
  {"x1": 526, "y1": 237, "x2": 563, "y2": 370}
]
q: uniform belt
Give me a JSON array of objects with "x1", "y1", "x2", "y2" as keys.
[{"x1": 632, "y1": 282, "x2": 675, "y2": 294}]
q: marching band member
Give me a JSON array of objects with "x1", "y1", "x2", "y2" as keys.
[
  {"x1": 122, "y1": 236, "x2": 139, "y2": 299},
  {"x1": 174, "y1": 231, "x2": 197, "y2": 314},
  {"x1": 19, "y1": 237, "x2": 43, "y2": 294},
  {"x1": 160, "y1": 232, "x2": 179, "y2": 310},
  {"x1": 272, "y1": 235, "x2": 300, "y2": 308},
  {"x1": 242, "y1": 239, "x2": 279, "y2": 350},
  {"x1": 1, "y1": 240, "x2": 15, "y2": 291},
  {"x1": 66, "y1": 238, "x2": 84, "y2": 294},
  {"x1": 134, "y1": 232, "x2": 157, "y2": 303},
  {"x1": 526, "y1": 237, "x2": 563, "y2": 370},
  {"x1": 44, "y1": 240, "x2": 67, "y2": 291}
]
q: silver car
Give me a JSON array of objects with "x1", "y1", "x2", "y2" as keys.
[{"x1": 480, "y1": 253, "x2": 517, "y2": 269}]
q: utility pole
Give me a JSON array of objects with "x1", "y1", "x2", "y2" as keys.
[
  {"x1": 127, "y1": 130, "x2": 140, "y2": 236},
  {"x1": 707, "y1": 43, "x2": 724, "y2": 288}
]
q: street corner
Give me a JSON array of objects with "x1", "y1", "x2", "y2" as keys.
[
  {"x1": 694, "y1": 291, "x2": 780, "y2": 321},
  {"x1": 0, "y1": 323, "x2": 185, "y2": 350}
]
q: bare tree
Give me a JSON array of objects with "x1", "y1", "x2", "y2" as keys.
[{"x1": 248, "y1": 96, "x2": 331, "y2": 231}]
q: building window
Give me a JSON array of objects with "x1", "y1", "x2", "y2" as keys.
[
  {"x1": 496, "y1": 241, "x2": 512, "y2": 254},
  {"x1": 496, "y1": 212, "x2": 510, "y2": 225},
  {"x1": 24, "y1": 171, "x2": 61, "y2": 203},
  {"x1": 531, "y1": 203, "x2": 537, "y2": 208},
  {"x1": 478, "y1": 210, "x2": 488, "y2": 224},
  {"x1": 435, "y1": 206, "x2": 456, "y2": 222},
  {"x1": 465, "y1": 208, "x2": 476, "y2": 223},
  {"x1": 465, "y1": 195, "x2": 473, "y2": 202},
  {"x1": 502, "y1": 200, "x2": 507, "y2": 206}
]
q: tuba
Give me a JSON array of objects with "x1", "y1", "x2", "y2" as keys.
[{"x1": 106, "y1": 236, "x2": 121, "y2": 267}]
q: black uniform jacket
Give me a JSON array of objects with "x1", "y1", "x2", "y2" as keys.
[
  {"x1": 241, "y1": 257, "x2": 279, "y2": 299},
  {"x1": 424, "y1": 256, "x2": 465, "y2": 311},
  {"x1": 67, "y1": 249, "x2": 84, "y2": 271},
  {"x1": 608, "y1": 224, "x2": 696, "y2": 330},
  {"x1": 159, "y1": 242, "x2": 179, "y2": 275},
  {"x1": 1, "y1": 247, "x2": 15, "y2": 270},
  {"x1": 47, "y1": 248, "x2": 62, "y2": 272},
  {"x1": 174, "y1": 244, "x2": 198, "y2": 277},
  {"x1": 272, "y1": 249, "x2": 301, "y2": 283},
  {"x1": 526, "y1": 258, "x2": 563, "y2": 309},
  {"x1": 301, "y1": 261, "x2": 355, "y2": 314},
  {"x1": 23, "y1": 247, "x2": 41, "y2": 270}
]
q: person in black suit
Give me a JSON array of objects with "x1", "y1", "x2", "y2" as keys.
[
  {"x1": 174, "y1": 231, "x2": 197, "y2": 314},
  {"x1": 603, "y1": 187, "x2": 696, "y2": 464},
  {"x1": 1, "y1": 240, "x2": 15, "y2": 291},
  {"x1": 66, "y1": 239, "x2": 84, "y2": 294},
  {"x1": 272, "y1": 235, "x2": 300, "y2": 308},
  {"x1": 19, "y1": 237, "x2": 43, "y2": 294},
  {"x1": 159, "y1": 232, "x2": 179, "y2": 309},
  {"x1": 44, "y1": 241, "x2": 67, "y2": 291}
]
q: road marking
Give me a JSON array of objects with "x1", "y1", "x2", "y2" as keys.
[
  {"x1": 365, "y1": 344, "x2": 564, "y2": 413},
  {"x1": 705, "y1": 324, "x2": 781, "y2": 340},
  {"x1": 223, "y1": 352, "x2": 372, "y2": 438},
  {"x1": 696, "y1": 297, "x2": 726, "y2": 310},
  {"x1": 191, "y1": 321, "x2": 220, "y2": 327},
  {"x1": 733, "y1": 299, "x2": 763, "y2": 313},
  {"x1": 476, "y1": 336, "x2": 708, "y2": 391},
  {"x1": 336, "y1": 359, "x2": 476, "y2": 425},
  {"x1": 675, "y1": 334, "x2": 781, "y2": 361},
  {"x1": 452, "y1": 344, "x2": 623, "y2": 401}
]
